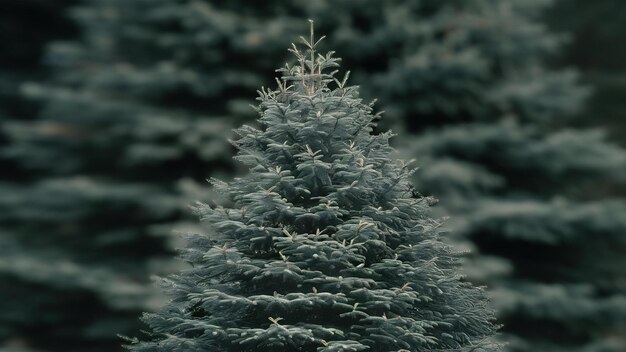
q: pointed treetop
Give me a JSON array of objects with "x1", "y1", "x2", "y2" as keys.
[{"x1": 278, "y1": 19, "x2": 346, "y2": 95}]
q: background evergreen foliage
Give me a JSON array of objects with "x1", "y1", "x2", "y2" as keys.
[
  {"x1": 0, "y1": 1, "x2": 81, "y2": 351},
  {"x1": 394, "y1": 1, "x2": 626, "y2": 351},
  {"x1": 128, "y1": 23, "x2": 500, "y2": 351},
  {"x1": 1, "y1": 0, "x2": 625, "y2": 351}
]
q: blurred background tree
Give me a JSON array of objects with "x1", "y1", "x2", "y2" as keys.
[
  {"x1": 0, "y1": 0, "x2": 80, "y2": 351},
  {"x1": 0, "y1": 0, "x2": 625, "y2": 351},
  {"x1": 382, "y1": 1, "x2": 626, "y2": 351}
]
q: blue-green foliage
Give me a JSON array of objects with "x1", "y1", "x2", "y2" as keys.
[
  {"x1": 128, "y1": 25, "x2": 500, "y2": 352},
  {"x1": 0, "y1": 1, "x2": 236, "y2": 350},
  {"x1": 389, "y1": 1, "x2": 626, "y2": 351}
]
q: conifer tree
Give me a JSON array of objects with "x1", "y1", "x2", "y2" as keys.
[
  {"x1": 0, "y1": 1, "x2": 208, "y2": 350},
  {"x1": 128, "y1": 22, "x2": 500, "y2": 352},
  {"x1": 385, "y1": 2, "x2": 626, "y2": 351},
  {"x1": 0, "y1": 1, "x2": 81, "y2": 351}
]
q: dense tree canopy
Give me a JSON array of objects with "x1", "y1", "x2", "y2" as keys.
[{"x1": 128, "y1": 23, "x2": 500, "y2": 352}]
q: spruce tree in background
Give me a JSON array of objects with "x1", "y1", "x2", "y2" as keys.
[
  {"x1": 0, "y1": 1, "x2": 80, "y2": 351},
  {"x1": 0, "y1": 0, "x2": 219, "y2": 350},
  {"x1": 385, "y1": 1, "x2": 626, "y2": 351},
  {"x1": 128, "y1": 22, "x2": 500, "y2": 352}
]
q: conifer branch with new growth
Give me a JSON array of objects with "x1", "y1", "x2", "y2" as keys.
[{"x1": 127, "y1": 21, "x2": 501, "y2": 352}]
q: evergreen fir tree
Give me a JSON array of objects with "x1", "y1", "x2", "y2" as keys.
[
  {"x1": 0, "y1": 0, "x2": 218, "y2": 350},
  {"x1": 128, "y1": 22, "x2": 500, "y2": 352},
  {"x1": 384, "y1": 2, "x2": 626, "y2": 351},
  {"x1": 0, "y1": 1, "x2": 80, "y2": 351}
]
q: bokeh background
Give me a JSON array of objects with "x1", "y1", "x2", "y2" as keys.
[{"x1": 1, "y1": 1, "x2": 625, "y2": 351}]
